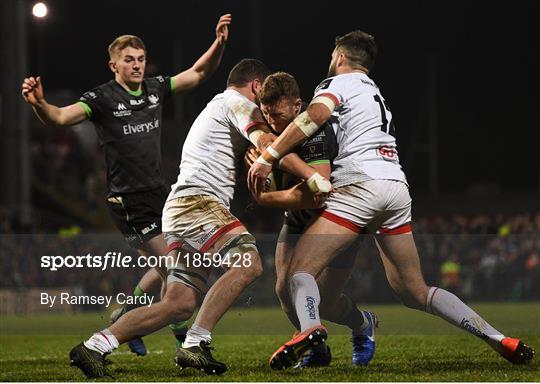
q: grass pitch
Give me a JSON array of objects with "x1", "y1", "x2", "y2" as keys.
[{"x1": 1, "y1": 303, "x2": 538, "y2": 381}]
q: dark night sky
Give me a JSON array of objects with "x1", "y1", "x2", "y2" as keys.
[{"x1": 26, "y1": 0, "x2": 540, "y2": 192}]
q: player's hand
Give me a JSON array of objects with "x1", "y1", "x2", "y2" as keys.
[
  {"x1": 313, "y1": 191, "x2": 330, "y2": 208},
  {"x1": 244, "y1": 146, "x2": 260, "y2": 168},
  {"x1": 306, "y1": 172, "x2": 333, "y2": 193},
  {"x1": 216, "y1": 14, "x2": 231, "y2": 44},
  {"x1": 248, "y1": 160, "x2": 272, "y2": 195},
  {"x1": 22, "y1": 76, "x2": 44, "y2": 106}
]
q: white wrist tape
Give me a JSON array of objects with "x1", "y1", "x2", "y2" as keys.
[
  {"x1": 247, "y1": 129, "x2": 264, "y2": 147},
  {"x1": 306, "y1": 172, "x2": 332, "y2": 193},
  {"x1": 255, "y1": 156, "x2": 272, "y2": 167},
  {"x1": 266, "y1": 146, "x2": 281, "y2": 160},
  {"x1": 293, "y1": 110, "x2": 319, "y2": 137},
  {"x1": 310, "y1": 95, "x2": 337, "y2": 113}
]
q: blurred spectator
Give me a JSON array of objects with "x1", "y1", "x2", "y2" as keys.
[{"x1": 440, "y1": 255, "x2": 461, "y2": 290}]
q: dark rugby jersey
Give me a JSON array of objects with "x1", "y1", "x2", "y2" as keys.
[
  {"x1": 273, "y1": 106, "x2": 338, "y2": 190},
  {"x1": 276, "y1": 105, "x2": 338, "y2": 230},
  {"x1": 78, "y1": 76, "x2": 172, "y2": 195}
]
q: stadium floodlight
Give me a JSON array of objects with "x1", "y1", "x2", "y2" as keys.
[{"x1": 32, "y1": 2, "x2": 48, "y2": 18}]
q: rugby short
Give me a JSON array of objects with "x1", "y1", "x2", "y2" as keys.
[
  {"x1": 278, "y1": 209, "x2": 356, "y2": 269},
  {"x1": 162, "y1": 194, "x2": 250, "y2": 294},
  {"x1": 106, "y1": 186, "x2": 166, "y2": 248},
  {"x1": 323, "y1": 179, "x2": 412, "y2": 235}
]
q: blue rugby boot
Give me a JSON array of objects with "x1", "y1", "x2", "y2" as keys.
[{"x1": 352, "y1": 310, "x2": 378, "y2": 365}]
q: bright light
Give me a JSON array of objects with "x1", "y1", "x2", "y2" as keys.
[{"x1": 32, "y1": 2, "x2": 48, "y2": 18}]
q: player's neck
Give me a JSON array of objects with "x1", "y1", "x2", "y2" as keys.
[
  {"x1": 115, "y1": 77, "x2": 142, "y2": 94},
  {"x1": 337, "y1": 65, "x2": 369, "y2": 76},
  {"x1": 227, "y1": 85, "x2": 256, "y2": 103}
]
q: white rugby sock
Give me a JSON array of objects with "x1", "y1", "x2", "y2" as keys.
[
  {"x1": 84, "y1": 329, "x2": 119, "y2": 354},
  {"x1": 289, "y1": 272, "x2": 321, "y2": 331},
  {"x1": 182, "y1": 324, "x2": 212, "y2": 349},
  {"x1": 426, "y1": 287, "x2": 505, "y2": 350}
]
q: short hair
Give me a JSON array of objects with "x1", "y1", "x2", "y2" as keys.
[
  {"x1": 260, "y1": 72, "x2": 300, "y2": 105},
  {"x1": 335, "y1": 30, "x2": 377, "y2": 71},
  {"x1": 227, "y1": 58, "x2": 271, "y2": 87},
  {"x1": 108, "y1": 35, "x2": 146, "y2": 60}
]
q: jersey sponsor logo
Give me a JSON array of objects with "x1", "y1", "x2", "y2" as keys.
[
  {"x1": 304, "y1": 136, "x2": 323, "y2": 145},
  {"x1": 122, "y1": 119, "x2": 159, "y2": 135},
  {"x1": 113, "y1": 103, "x2": 132, "y2": 117},
  {"x1": 377, "y1": 145, "x2": 398, "y2": 160},
  {"x1": 130, "y1": 99, "x2": 144, "y2": 106}
]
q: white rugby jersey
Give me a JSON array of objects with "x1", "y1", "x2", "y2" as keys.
[
  {"x1": 168, "y1": 89, "x2": 265, "y2": 207},
  {"x1": 313, "y1": 72, "x2": 407, "y2": 187}
]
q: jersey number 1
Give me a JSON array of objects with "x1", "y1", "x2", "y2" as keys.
[{"x1": 373, "y1": 94, "x2": 395, "y2": 137}]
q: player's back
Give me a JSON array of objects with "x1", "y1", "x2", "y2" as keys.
[
  {"x1": 313, "y1": 72, "x2": 406, "y2": 187},
  {"x1": 169, "y1": 89, "x2": 259, "y2": 207}
]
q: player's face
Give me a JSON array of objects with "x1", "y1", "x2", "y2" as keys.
[
  {"x1": 261, "y1": 97, "x2": 301, "y2": 133},
  {"x1": 110, "y1": 47, "x2": 146, "y2": 85},
  {"x1": 328, "y1": 48, "x2": 338, "y2": 77}
]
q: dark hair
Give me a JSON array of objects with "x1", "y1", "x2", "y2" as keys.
[
  {"x1": 108, "y1": 35, "x2": 146, "y2": 59},
  {"x1": 260, "y1": 72, "x2": 300, "y2": 105},
  {"x1": 335, "y1": 30, "x2": 377, "y2": 71},
  {"x1": 227, "y1": 58, "x2": 271, "y2": 87}
]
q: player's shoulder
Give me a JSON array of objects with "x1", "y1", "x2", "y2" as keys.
[
  {"x1": 224, "y1": 89, "x2": 258, "y2": 111},
  {"x1": 314, "y1": 76, "x2": 338, "y2": 94},
  {"x1": 80, "y1": 80, "x2": 112, "y2": 101},
  {"x1": 144, "y1": 75, "x2": 167, "y2": 85},
  {"x1": 143, "y1": 75, "x2": 170, "y2": 92}
]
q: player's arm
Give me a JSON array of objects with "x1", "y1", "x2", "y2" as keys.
[
  {"x1": 246, "y1": 126, "x2": 328, "y2": 186},
  {"x1": 21, "y1": 76, "x2": 87, "y2": 126},
  {"x1": 171, "y1": 14, "x2": 231, "y2": 93},
  {"x1": 248, "y1": 96, "x2": 336, "y2": 193},
  {"x1": 252, "y1": 162, "x2": 331, "y2": 210}
]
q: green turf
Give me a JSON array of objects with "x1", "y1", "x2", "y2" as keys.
[{"x1": 1, "y1": 303, "x2": 538, "y2": 381}]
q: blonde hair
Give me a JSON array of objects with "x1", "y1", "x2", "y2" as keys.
[{"x1": 108, "y1": 35, "x2": 146, "y2": 60}]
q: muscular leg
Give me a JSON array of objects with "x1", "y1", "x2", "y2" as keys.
[
  {"x1": 318, "y1": 267, "x2": 366, "y2": 334},
  {"x1": 139, "y1": 234, "x2": 190, "y2": 342},
  {"x1": 108, "y1": 281, "x2": 198, "y2": 344},
  {"x1": 286, "y1": 216, "x2": 357, "y2": 331},
  {"x1": 375, "y1": 233, "x2": 507, "y2": 351},
  {"x1": 275, "y1": 241, "x2": 301, "y2": 330},
  {"x1": 84, "y1": 245, "x2": 199, "y2": 355},
  {"x1": 276, "y1": 231, "x2": 366, "y2": 333},
  {"x1": 182, "y1": 225, "x2": 263, "y2": 346}
]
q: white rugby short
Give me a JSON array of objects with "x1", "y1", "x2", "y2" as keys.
[
  {"x1": 323, "y1": 179, "x2": 412, "y2": 234},
  {"x1": 162, "y1": 194, "x2": 246, "y2": 294}
]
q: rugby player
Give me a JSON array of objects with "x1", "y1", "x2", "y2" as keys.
[
  {"x1": 67, "y1": 59, "x2": 333, "y2": 378},
  {"x1": 249, "y1": 31, "x2": 535, "y2": 369},
  {"x1": 22, "y1": 14, "x2": 232, "y2": 356},
  {"x1": 246, "y1": 72, "x2": 377, "y2": 367}
]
